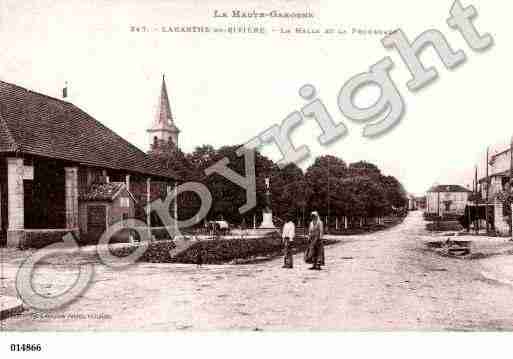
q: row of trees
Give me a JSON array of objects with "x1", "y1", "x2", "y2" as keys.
[{"x1": 155, "y1": 144, "x2": 408, "y2": 228}]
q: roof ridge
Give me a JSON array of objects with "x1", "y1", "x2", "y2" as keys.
[
  {"x1": 428, "y1": 184, "x2": 471, "y2": 193},
  {"x1": 0, "y1": 79, "x2": 70, "y2": 105},
  {"x1": 0, "y1": 79, "x2": 180, "y2": 180}
]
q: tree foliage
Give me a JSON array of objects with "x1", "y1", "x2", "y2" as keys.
[
  {"x1": 153, "y1": 145, "x2": 408, "y2": 227},
  {"x1": 304, "y1": 156, "x2": 407, "y2": 223}
]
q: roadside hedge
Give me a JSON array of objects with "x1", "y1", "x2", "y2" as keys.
[{"x1": 108, "y1": 234, "x2": 338, "y2": 264}]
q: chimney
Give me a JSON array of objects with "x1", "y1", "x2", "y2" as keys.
[{"x1": 62, "y1": 81, "x2": 68, "y2": 99}]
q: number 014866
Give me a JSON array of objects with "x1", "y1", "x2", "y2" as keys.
[{"x1": 10, "y1": 344, "x2": 42, "y2": 352}]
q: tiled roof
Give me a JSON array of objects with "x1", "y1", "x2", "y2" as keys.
[
  {"x1": 80, "y1": 182, "x2": 133, "y2": 202},
  {"x1": 0, "y1": 80, "x2": 179, "y2": 180},
  {"x1": 427, "y1": 184, "x2": 472, "y2": 193}
]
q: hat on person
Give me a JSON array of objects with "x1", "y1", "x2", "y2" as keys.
[{"x1": 311, "y1": 211, "x2": 319, "y2": 217}]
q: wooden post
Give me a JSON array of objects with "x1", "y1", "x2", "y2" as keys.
[
  {"x1": 146, "y1": 178, "x2": 151, "y2": 237},
  {"x1": 302, "y1": 207, "x2": 306, "y2": 237},
  {"x1": 125, "y1": 174, "x2": 131, "y2": 193},
  {"x1": 173, "y1": 182, "x2": 178, "y2": 233}
]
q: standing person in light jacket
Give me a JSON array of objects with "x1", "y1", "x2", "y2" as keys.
[{"x1": 282, "y1": 215, "x2": 295, "y2": 268}]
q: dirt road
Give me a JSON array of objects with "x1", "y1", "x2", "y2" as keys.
[{"x1": 3, "y1": 211, "x2": 513, "y2": 331}]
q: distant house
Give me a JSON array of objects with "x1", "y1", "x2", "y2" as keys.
[
  {"x1": 425, "y1": 185, "x2": 471, "y2": 216},
  {"x1": 408, "y1": 195, "x2": 426, "y2": 210},
  {"x1": 0, "y1": 80, "x2": 180, "y2": 248},
  {"x1": 414, "y1": 196, "x2": 426, "y2": 210},
  {"x1": 407, "y1": 194, "x2": 417, "y2": 210}
]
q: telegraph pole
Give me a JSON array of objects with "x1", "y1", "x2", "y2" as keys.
[
  {"x1": 437, "y1": 190, "x2": 440, "y2": 218},
  {"x1": 475, "y1": 166, "x2": 479, "y2": 234},
  {"x1": 510, "y1": 136, "x2": 513, "y2": 238},
  {"x1": 327, "y1": 156, "x2": 331, "y2": 234},
  {"x1": 486, "y1": 147, "x2": 490, "y2": 233}
]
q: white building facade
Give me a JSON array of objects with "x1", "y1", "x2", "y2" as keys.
[{"x1": 425, "y1": 185, "x2": 471, "y2": 216}]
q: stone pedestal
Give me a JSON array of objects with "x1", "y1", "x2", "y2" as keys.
[
  {"x1": 65, "y1": 167, "x2": 79, "y2": 229},
  {"x1": 259, "y1": 212, "x2": 276, "y2": 229},
  {"x1": 494, "y1": 201, "x2": 510, "y2": 236},
  {"x1": 7, "y1": 158, "x2": 24, "y2": 247}
]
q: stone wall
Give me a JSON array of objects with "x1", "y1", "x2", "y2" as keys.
[
  {"x1": 7, "y1": 157, "x2": 24, "y2": 247},
  {"x1": 0, "y1": 157, "x2": 7, "y2": 245},
  {"x1": 65, "y1": 167, "x2": 79, "y2": 229}
]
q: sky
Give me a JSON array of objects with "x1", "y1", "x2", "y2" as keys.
[{"x1": 0, "y1": 0, "x2": 511, "y2": 195}]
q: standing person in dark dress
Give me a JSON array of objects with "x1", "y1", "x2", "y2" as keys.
[{"x1": 307, "y1": 211, "x2": 324, "y2": 270}]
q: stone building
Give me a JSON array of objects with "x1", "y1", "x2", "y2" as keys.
[
  {"x1": 79, "y1": 182, "x2": 137, "y2": 240},
  {"x1": 425, "y1": 184, "x2": 471, "y2": 216},
  {"x1": 0, "y1": 80, "x2": 180, "y2": 248},
  {"x1": 479, "y1": 148, "x2": 511, "y2": 201},
  {"x1": 478, "y1": 148, "x2": 512, "y2": 235},
  {"x1": 407, "y1": 195, "x2": 426, "y2": 211},
  {"x1": 407, "y1": 194, "x2": 417, "y2": 210}
]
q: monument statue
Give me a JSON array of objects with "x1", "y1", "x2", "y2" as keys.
[
  {"x1": 264, "y1": 177, "x2": 271, "y2": 213},
  {"x1": 260, "y1": 177, "x2": 276, "y2": 229}
]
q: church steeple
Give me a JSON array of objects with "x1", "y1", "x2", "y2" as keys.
[{"x1": 147, "y1": 74, "x2": 180, "y2": 153}]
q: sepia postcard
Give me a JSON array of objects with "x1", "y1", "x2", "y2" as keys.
[{"x1": 0, "y1": 0, "x2": 512, "y2": 357}]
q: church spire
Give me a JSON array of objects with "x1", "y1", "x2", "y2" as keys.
[
  {"x1": 147, "y1": 74, "x2": 180, "y2": 152},
  {"x1": 157, "y1": 74, "x2": 174, "y2": 126}
]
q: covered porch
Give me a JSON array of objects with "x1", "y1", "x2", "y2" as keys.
[{"x1": 0, "y1": 155, "x2": 79, "y2": 248}]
